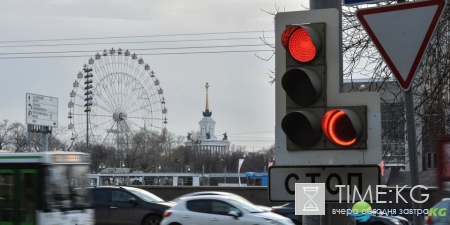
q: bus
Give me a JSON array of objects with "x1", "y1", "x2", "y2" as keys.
[
  {"x1": 0, "y1": 151, "x2": 94, "y2": 225},
  {"x1": 246, "y1": 172, "x2": 268, "y2": 186},
  {"x1": 87, "y1": 172, "x2": 206, "y2": 187}
]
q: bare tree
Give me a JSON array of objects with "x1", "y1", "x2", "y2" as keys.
[
  {"x1": 0, "y1": 120, "x2": 14, "y2": 150},
  {"x1": 261, "y1": 2, "x2": 450, "y2": 169},
  {"x1": 342, "y1": 2, "x2": 450, "y2": 168},
  {"x1": 9, "y1": 122, "x2": 28, "y2": 152}
]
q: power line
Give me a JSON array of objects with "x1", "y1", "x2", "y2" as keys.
[
  {"x1": 0, "y1": 49, "x2": 273, "y2": 60},
  {"x1": 0, "y1": 30, "x2": 275, "y2": 44},
  {"x1": 0, "y1": 44, "x2": 273, "y2": 56},
  {"x1": 0, "y1": 37, "x2": 274, "y2": 49},
  {"x1": 228, "y1": 131, "x2": 274, "y2": 135}
]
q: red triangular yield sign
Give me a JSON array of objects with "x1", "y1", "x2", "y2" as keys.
[{"x1": 356, "y1": 0, "x2": 446, "y2": 91}]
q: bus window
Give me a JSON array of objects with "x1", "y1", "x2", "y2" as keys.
[
  {"x1": 247, "y1": 179, "x2": 262, "y2": 186},
  {"x1": 20, "y1": 170, "x2": 37, "y2": 222},
  {"x1": 100, "y1": 176, "x2": 113, "y2": 185},
  {"x1": 0, "y1": 170, "x2": 14, "y2": 223},
  {"x1": 88, "y1": 178, "x2": 98, "y2": 186},
  {"x1": 44, "y1": 165, "x2": 90, "y2": 210},
  {"x1": 114, "y1": 176, "x2": 127, "y2": 186}
]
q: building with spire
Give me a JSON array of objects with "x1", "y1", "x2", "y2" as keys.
[{"x1": 185, "y1": 83, "x2": 230, "y2": 155}]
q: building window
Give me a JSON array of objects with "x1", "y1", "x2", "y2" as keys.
[
  {"x1": 381, "y1": 103, "x2": 405, "y2": 142},
  {"x1": 382, "y1": 142, "x2": 405, "y2": 166},
  {"x1": 427, "y1": 152, "x2": 437, "y2": 169}
]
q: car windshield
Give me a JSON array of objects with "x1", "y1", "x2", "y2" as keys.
[
  {"x1": 126, "y1": 188, "x2": 164, "y2": 202},
  {"x1": 228, "y1": 198, "x2": 265, "y2": 213}
]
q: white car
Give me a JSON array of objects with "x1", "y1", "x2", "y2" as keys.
[
  {"x1": 171, "y1": 191, "x2": 272, "y2": 212},
  {"x1": 161, "y1": 195, "x2": 295, "y2": 225}
]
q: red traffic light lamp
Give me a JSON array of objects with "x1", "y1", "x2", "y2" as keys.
[
  {"x1": 322, "y1": 109, "x2": 363, "y2": 147},
  {"x1": 281, "y1": 25, "x2": 322, "y2": 63}
]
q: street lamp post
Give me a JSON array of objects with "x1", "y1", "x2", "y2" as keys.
[
  {"x1": 185, "y1": 166, "x2": 190, "y2": 173},
  {"x1": 238, "y1": 155, "x2": 246, "y2": 186},
  {"x1": 98, "y1": 163, "x2": 105, "y2": 173},
  {"x1": 120, "y1": 161, "x2": 125, "y2": 169},
  {"x1": 83, "y1": 64, "x2": 93, "y2": 153},
  {"x1": 156, "y1": 164, "x2": 161, "y2": 173},
  {"x1": 175, "y1": 159, "x2": 182, "y2": 173},
  {"x1": 221, "y1": 159, "x2": 226, "y2": 184}
]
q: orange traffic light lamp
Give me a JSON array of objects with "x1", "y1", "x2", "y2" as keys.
[{"x1": 322, "y1": 109, "x2": 363, "y2": 147}]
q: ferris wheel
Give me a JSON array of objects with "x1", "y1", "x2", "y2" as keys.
[{"x1": 68, "y1": 48, "x2": 167, "y2": 151}]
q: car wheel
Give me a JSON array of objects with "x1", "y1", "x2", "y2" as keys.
[{"x1": 143, "y1": 215, "x2": 162, "y2": 225}]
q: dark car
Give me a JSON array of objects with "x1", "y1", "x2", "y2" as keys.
[
  {"x1": 271, "y1": 203, "x2": 302, "y2": 225},
  {"x1": 271, "y1": 203, "x2": 410, "y2": 225},
  {"x1": 356, "y1": 214, "x2": 411, "y2": 225},
  {"x1": 86, "y1": 186, "x2": 174, "y2": 225}
]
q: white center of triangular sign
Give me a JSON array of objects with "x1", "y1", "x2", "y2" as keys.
[{"x1": 361, "y1": 6, "x2": 437, "y2": 82}]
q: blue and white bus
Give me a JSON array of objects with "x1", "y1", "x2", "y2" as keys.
[
  {"x1": 0, "y1": 151, "x2": 94, "y2": 225},
  {"x1": 246, "y1": 172, "x2": 268, "y2": 186}
]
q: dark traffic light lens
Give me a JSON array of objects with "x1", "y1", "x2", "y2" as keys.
[
  {"x1": 282, "y1": 68, "x2": 321, "y2": 106},
  {"x1": 281, "y1": 111, "x2": 321, "y2": 148}
]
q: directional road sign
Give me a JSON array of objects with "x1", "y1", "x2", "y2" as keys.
[
  {"x1": 26, "y1": 93, "x2": 58, "y2": 127},
  {"x1": 357, "y1": 0, "x2": 446, "y2": 91},
  {"x1": 269, "y1": 165, "x2": 380, "y2": 202}
]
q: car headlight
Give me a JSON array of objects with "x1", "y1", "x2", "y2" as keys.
[
  {"x1": 259, "y1": 216, "x2": 286, "y2": 225},
  {"x1": 83, "y1": 219, "x2": 96, "y2": 225},
  {"x1": 388, "y1": 219, "x2": 401, "y2": 225}
]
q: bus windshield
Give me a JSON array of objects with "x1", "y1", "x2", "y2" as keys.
[{"x1": 44, "y1": 164, "x2": 91, "y2": 210}]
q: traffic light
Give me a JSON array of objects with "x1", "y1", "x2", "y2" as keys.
[
  {"x1": 280, "y1": 23, "x2": 326, "y2": 150},
  {"x1": 276, "y1": 13, "x2": 367, "y2": 151}
]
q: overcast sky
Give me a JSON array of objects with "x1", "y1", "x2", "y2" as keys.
[{"x1": 0, "y1": 0, "x2": 309, "y2": 151}]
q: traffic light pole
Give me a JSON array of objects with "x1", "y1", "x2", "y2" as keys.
[
  {"x1": 309, "y1": 0, "x2": 343, "y2": 92},
  {"x1": 392, "y1": 1, "x2": 422, "y2": 225},
  {"x1": 306, "y1": 1, "x2": 345, "y2": 225}
]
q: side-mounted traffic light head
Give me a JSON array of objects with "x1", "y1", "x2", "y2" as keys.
[{"x1": 322, "y1": 107, "x2": 366, "y2": 148}]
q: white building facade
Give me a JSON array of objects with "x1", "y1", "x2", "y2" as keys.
[{"x1": 185, "y1": 83, "x2": 230, "y2": 155}]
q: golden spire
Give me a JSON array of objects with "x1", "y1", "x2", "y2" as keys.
[
  {"x1": 202, "y1": 82, "x2": 212, "y2": 117},
  {"x1": 205, "y1": 82, "x2": 209, "y2": 110}
]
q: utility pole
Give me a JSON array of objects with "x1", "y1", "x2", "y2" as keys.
[{"x1": 306, "y1": 1, "x2": 344, "y2": 225}]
